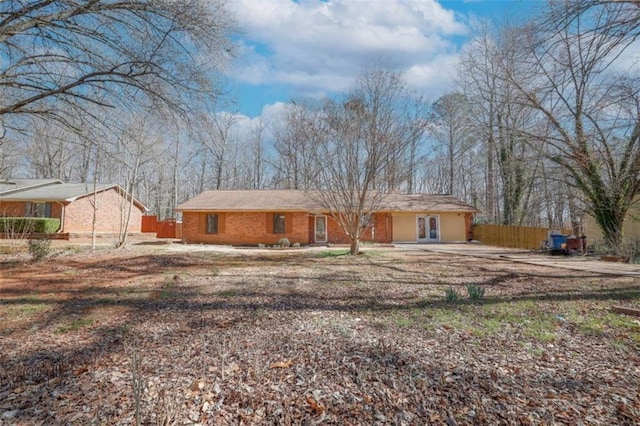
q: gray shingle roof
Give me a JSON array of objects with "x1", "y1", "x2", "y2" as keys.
[
  {"x1": 0, "y1": 178, "x2": 62, "y2": 195},
  {"x1": 0, "y1": 179, "x2": 147, "y2": 210},
  {"x1": 0, "y1": 183, "x2": 114, "y2": 202},
  {"x1": 176, "y1": 190, "x2": 478, "y2": 213}
]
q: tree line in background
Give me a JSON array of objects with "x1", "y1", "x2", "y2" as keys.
[{"x1": 0, "y1": 1, "x2": 638, "y2": 253}]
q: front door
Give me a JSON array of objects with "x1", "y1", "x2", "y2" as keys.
[
  {"x1": 417, "y1": 215, "x2": 439, "y2": 242},
  {"x1": 314, "y1": 215, "x2": 327, "y2": 243}
]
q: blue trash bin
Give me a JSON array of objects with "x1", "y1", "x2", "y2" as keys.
[{"x1": 550, "y1": 234, "x2": 568, "y2": 251}]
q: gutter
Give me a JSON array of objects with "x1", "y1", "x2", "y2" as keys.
[{"x1": 55, "y1": 201, "x2": 65, "y2": 233}]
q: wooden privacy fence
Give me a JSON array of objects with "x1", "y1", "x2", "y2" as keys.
[
  {"x1": 141, "y1": 215, "x2": 182, "y2": 239},
  {"x1": 472, "y1": 224, "x2": 555, "y2": 250}
]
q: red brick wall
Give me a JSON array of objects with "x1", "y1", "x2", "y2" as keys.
[
  {"x1": 182, "y1": 211, "x2": 393, "y2": 245},
  {"x1": 0, "y1": 202, "x2": 27, "y2": 216},
  {"x1": 51, "y1": 203, "x2": 63, "y2": 220},
  {"x1": 181, "y1": 211, "x2": 309, "y2": 245},
  {"x1": 63, "y1": 189, "x2": 143, "y2": 233},
  {"x1": 323, "y1": 213, "x2": 392, "y2": 244},
  {"x1": 0, "y1": 201, "x2": 63, "y2": 221}
]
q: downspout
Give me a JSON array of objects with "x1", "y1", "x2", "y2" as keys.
[
  {"x1": 371, "y1": 219, "x2": 375, "y2": 241},
  {"x1": 56, "y1": 202, "x2": 65, "y2": 233}
]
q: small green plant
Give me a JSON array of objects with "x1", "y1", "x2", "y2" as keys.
[
  {"x1": 316, "y1": 249, "x2": 349, "y2": 258},
  {"x1": 56, "y1": 318, "x2": 94, "y2": 333},
  {"x1": 395, "y1": 316, "x2": 415, "y2": 328},
  {"x1": 292, "y1": 242, "x2": 301, "y2": 248},
  {"x1": 277, "y1": 237, "x2": 291, "y2": 247},
  {"x1": 28, "y1": 236, "x2": 52, "y2": 261},
  {"x1": 445, "y1": 286, "x2": 460, "y2": 303},
  {"x1": 218, "y1": 289, "x2": 237, "y2": 298},
  {"x1": 466, "y1": 284, "x2": 486, "y2": 300}
]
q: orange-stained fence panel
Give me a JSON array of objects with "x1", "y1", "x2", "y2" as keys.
[
  {"x1": 157, "y1": 219, "x2": 177, "y2": 239},
  {"x1": 141, "y1": 215, "x2": 158, "y2": 233}
]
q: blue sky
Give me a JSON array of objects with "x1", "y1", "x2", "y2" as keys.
[{"x1": 224, "y1": 0, "x2": 537, "y2": 121}]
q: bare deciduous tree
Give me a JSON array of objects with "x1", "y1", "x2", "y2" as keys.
[
  {"x1": 429, "y1": 93, "x2": 475, "y2": 196},
  {"x1": 460, "y1": 22, "x2": 567, "y2": 227},
  {"x1": 309, "y1": 66, "x2": 427, "y2": 255},
  {"x1": 0, "y1": 0, "x2": 235, "y2": 137},
  {"x1": 272, "y1": 101, "x2": 324, "y2": 190},
  {"x1": 459, "y1": 23, "x2": 500, "y2": 223},
  {"x1": 501, "y1": 0, "x2": 640, "y2": 251},
  {"x1": 193, "y1": 111, "x2": 240, "y2": 190}
]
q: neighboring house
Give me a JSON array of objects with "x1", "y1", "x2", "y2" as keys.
[
  {"x1": 0, "y1": 178, "x2": 147, "y2": 235},
  {"x1": 583, "y1": 204, "x2": 640, "y2": 247},
  {"x1": 175, "y1": 190, "x2": 478, "y2": 245}
]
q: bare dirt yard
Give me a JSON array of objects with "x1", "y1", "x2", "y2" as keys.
[{"x1": 1, "y1": 242, "x2": 639, "y2": 425}]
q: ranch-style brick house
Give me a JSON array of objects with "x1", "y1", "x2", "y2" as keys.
[
  {"x1": 176, "y1": 190, "x2": 478, "y2": 245},
  {"x1": 0, "y1": 178, "x2": 147, "y2": 235}
]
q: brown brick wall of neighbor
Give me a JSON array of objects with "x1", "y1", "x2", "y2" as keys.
[
  {"x1": 62, "y1": 189, "x2": 143, "y2": 233},
  {"x1": 182, "y1": 211, "x2": 393, "y2": 245},
  {"x1": 1, "y1": 202, "x2": 63, "y2": 222},
  {"x1": 182, "y1": 211, "x2": 310, "y2": 245},
  {"x1": 51, "y1": 203, "x2": 63, "y2": 220},
  {"x1": 0, "y1": 201, "x2": 27, "y2": 216}
]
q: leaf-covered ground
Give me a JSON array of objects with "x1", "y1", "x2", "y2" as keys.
[{"x1": 1, "y1": 244, "x2": 639, "y2": 425}]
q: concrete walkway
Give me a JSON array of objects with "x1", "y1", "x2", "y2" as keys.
[{"x1": 395, "y1": 243, "x2": 640, "y2": 278}]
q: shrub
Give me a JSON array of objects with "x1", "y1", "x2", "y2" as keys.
[
  {"x1": 28, "y1": 237, "x2": 52, "y2": 261},
  {"x1": 277, "y1": 237, "x2": 291, "y2": 247},
  {"x1": 292, "y1": 242, "x2": 301, "y2": 248},
  {"x1": 445, "y1": 286, "x2": 460, "y2": 303},
  {"x1": 466, "y1": 284, "x2": 486, "y2": 300},
  {"x1": 0, "y1": 217, "x2": 60, "y2": 233}
]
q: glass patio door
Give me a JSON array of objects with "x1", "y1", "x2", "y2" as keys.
[
  {"x1": 417, "y1": 215, "x2": 439, "y2": 242},
  {"x1": 314, "y1": 215, "x2": 327, "y2": 243}
]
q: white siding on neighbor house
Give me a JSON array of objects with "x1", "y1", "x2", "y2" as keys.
[{"x1": 583, "y1": 212, "x2": 640, "y2": 245}]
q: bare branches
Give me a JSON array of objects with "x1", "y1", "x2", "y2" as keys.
[
  {"x1": 493, "y1": 0, "x2": 640, "y2": 250},
  {"x1": 0, "y1": 0, "x2": 236, "y2": 136},
  {"x1": 303, "y1": 65, "x2": 426, "y2": 254}
]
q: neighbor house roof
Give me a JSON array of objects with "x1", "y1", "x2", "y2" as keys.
[
  {"x1": 176, "y1": 190, "x2": 478, "y2": 213},
  {"x1": 0, "y1": 179, "x2": 147, "y2": 210},
  {"x1": 0, "y1": 178, "x2": 63, "y2": 195}
]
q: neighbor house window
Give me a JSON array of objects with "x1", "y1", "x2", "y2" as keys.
[
  {"x1": 25, "y1": 202, "x2": 51, "y2": 218},
  {"x1": 206, "y1": 214, "x2": 218, "y2": 234},
  {"x1": 273, "y1": 213, "x2": 286, "y2": 234}
]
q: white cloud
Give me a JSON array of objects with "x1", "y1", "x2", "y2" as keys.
[
  {"x1": 404, "y1": 52, "x2": 461, "y2": 97},
  {"x1": 612, "y1": 39, "x2": 640, "y2": 74},
  {"x1": 227, "y1": 102, "x2": 290, "y2": 142},
  {"x1": 228, "y1": 0, "x2": 468, "y2": 95}
]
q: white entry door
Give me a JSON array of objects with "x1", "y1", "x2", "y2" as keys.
[
  {"x1": 314, "y1": 215, "x2": 327, "y2": 243},
  {"x1": 417, "y1": 215, "x2": 439, "y2": 242}
]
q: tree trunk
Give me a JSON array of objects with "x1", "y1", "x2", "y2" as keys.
[
  {"x1": 349, "y1": 237, "x2": 360, "y2": 256},
  {"x1": 486, "y1": 130, "x2": 495, "y2": 222},
  {"x1": 594, "y1": 205, "x2": 625, "y2": 254}
]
